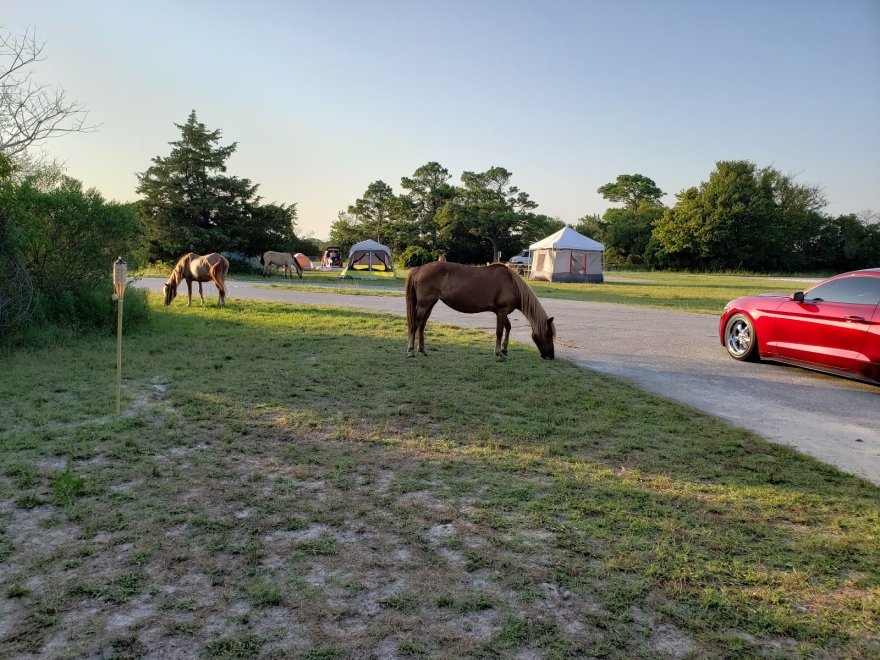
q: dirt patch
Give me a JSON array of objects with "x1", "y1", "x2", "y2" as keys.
[{"x1": 0, "y1": 395, "x2": 828, "y2": 658}]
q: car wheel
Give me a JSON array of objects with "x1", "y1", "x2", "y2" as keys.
[{"x1": 724, "y1": 313, "x2": 759, "y2": 361}]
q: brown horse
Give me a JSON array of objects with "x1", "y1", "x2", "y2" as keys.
[
  {"x1": 406, "y1": 262, "x2": 555, "y2": 359},
  {"x1": 163, "y1": 253, "x2": 229, "y2": 307}
]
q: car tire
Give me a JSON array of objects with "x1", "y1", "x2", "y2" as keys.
[{"x1": 724, "y1": 313, "x2": 759, "y2": 361}]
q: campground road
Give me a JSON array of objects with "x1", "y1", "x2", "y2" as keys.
[{"x1": 136, "y1": 277, "x2": 880, "y2": 485}]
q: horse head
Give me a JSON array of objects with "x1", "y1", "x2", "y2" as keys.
[
  {"x1": 532, "y1": 317, "x2": 555, "y2": 359},
  {"x1": 163, "y1": 282, "x2": 177, "y2": 306}
]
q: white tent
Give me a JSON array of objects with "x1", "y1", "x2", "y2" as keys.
[
  {"x1": 528, "y1": 227, "x2": 604, "y2": 283},
  {"x1": 339, "y1": 239, "x2": 397, "y2": 278}
]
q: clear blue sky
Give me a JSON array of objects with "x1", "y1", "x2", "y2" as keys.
[{"x1": 6, "y1": 0, "x2": 879, "y2": 239}]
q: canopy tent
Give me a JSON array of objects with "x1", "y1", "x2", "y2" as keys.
[
  {"x1": 339, "y1": 239, "x2": 397, "y2": 279},
  {"x1": 528, "y1": 227, "x2": 604, "y2": 283}
]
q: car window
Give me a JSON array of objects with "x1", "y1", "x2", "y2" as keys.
[{"x1": 805, "y1": 276, "x2": 880, "y2": 305}]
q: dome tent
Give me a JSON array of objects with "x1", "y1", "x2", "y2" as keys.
[
  {"x1": 293, "y1": 253, "x2": 314, "y2": 270},
  {"x1": 528, "y1": 227, "x2": 604, "y2": 283},
  {"x1": 339, "y1": 239, "x2": 397, "y2": 279}
]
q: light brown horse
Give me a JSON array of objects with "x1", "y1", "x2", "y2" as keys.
[
  {"x1": 260, "y1": 251, "x2": 303, "y2": 279},
  {"x1": 163, "y1": 253, "x2": 229, "y2": 307},
  {"x1": 406, "y1": 262, "x2": 555, "y2": 359}
]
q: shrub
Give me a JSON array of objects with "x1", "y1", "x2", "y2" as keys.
[{"x1": 400, "y1": 246, "x2": 432, "y2": 268}]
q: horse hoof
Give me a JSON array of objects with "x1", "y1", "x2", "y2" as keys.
[{"x1": 407, "y1": 351, "x2": 415, "y2": 358}]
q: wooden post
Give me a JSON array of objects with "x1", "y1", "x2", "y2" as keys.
[
  {"x1": 112, "y1": 257, "x2": 127, "y2": 414},
  {"x1": 116, "y1": 296, "x2": 123, "y2": 414}
]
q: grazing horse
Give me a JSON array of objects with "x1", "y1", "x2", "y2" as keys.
[
  {"x1": 163, "y1": 253, "x2": 229, "y2": 308},
  {"x1": 406, "y1": 262, "x2": 555, "y2": 359},
  {"x1": 260, "y1": 251, "x2": 303, "y2": 279}
]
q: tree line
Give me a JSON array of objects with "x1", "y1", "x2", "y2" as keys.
[
  {"x1": 575, "y1": 168, "x2": 879, "y2": 273},
  {"x1": 329, "y1": 163, "x2": 564, "y2": 266},
  {"x1": 335, "y1": 165, "x2": 878, "y2": 272}
]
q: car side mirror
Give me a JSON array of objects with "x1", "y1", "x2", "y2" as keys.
[{"x1": 791, "y1": 291, "x2": 805, "y2": 303}]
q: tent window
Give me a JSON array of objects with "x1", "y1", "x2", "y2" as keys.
[
  {"x1": 535, "y1": 252, "x2": 546, "y2": 271},
  {"x1": 570, "y1": 251, "x2": 586, "y2": 274},
  {"x1": 350, "y1": 250, "x2": 392, "y2": 271}
]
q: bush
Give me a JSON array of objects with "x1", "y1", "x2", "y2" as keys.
[
  {"x1": 37, "y1": 283, "x2": 150, "y2": 333},
  {"x1": 400, "y1": 246, "x2": 433, "y2": 268},
  {"x1": 223, "y1": 253, "x2": 262, "y2": 276}
]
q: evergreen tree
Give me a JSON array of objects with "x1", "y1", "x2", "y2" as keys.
[{"x1": 136, "y1": 110, "x2": 263, "y2": 260}]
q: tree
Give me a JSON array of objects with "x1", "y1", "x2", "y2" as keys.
[
  {"x1": 437, "y1": 166, "x2": 537, "y2": 262},
  {"x1": 347, "y1": 180, "x2": 395, "y2": 243},
  {"x1": 597, "y1": 174, "x2": 664, "y2": 212},
  {"x1": 653, "y1": 161, "x2": 770, "y2": 270},
  {"x1": 137, "y1": 110, "x2": 293, "y2": 260},
  {"x1": 574, "y1": 213, "x2": 607, "y2": 244},
  {"x1": 652, "y1": 161, "x2": 830, "y2": 271},
  {"x1": 602, "y1": 205, "x2": 664, "y2": 264},
  {"x1": 1, "y1": 159, "x2": 147, "y2": 331},
  {"x1": 327, "y1": 211, "x2": 362, "y2": 254},
  {"x1": 230, "y1": 202, "x2": 301, "y2": 257},
  {"x1": 0, "y1": 26, "x2": 96, "y2": 158},
  {"x1": 0, "y1": 153, "x2": 33, "y2": 330},
  {"x1": 399, "y1": 161, "x2": 456, "y2": 251},
  {"x1": 825, "y1": 213, "x2": 880, "y2": 271},
  {"x1": 596, "y1": 174, "x2": 665, "y2": 264}
]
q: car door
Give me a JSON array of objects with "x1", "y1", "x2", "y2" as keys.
[{"x1": 773, "y1": 275, "x2": 880, "y2": 371}]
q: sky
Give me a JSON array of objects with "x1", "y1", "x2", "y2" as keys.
[{"x1": 5, "y1": 0, "x2": 880, "y2": 240}]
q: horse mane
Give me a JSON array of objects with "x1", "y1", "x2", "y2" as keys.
[
  {"x1": 165, "y1": 253, "x2": 191, "y2": 290},
  {"x1": 509, "y1": 270, "x2": 555, "y2": 338}
]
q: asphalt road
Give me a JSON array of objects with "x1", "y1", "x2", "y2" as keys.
[{"x1": 136, "y1": 277, "x2": 880, "y2": 485}]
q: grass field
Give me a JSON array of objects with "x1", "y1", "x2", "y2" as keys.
[{"x1": 1, "y1": 294, "x2": 876, "y2": 658}]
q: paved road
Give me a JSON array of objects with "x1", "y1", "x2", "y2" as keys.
[{"x1": 137, "y1": 277, "x2": 880, "y2": 485}]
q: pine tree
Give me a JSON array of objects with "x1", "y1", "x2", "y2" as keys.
[{"x1": 136, "y1": 110, "x2": 262, "y2": 260}]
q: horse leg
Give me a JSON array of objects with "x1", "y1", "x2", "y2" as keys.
[
  {"x1": 186, "y1": 279, "x2": 193, "y2": 306},
  {"x1": 406, "y1": 307, "x2": 418, "y2": 357},
  {"x1": 416, "y1": 300, "x2": 437, "y2": 357},
  {"x1": 497, "y1": 313, "x2": 512, "y2": 357},
  {"x1": 494, "y1": 313, "x2": 508, "y2": 358},
  {"x1": 197, "y1": 281, "x2": 205, "y2": 305},
  {"x1": 406, "y1": 323, "x2": 417, "y2": 358}
]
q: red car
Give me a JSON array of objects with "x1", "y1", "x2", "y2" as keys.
[{"x1": 720, "y1": 268, "x2": 880, "y2": 384}]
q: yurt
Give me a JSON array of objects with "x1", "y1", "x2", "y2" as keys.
[
  {"x1": 339, "y1": 239, "x2": 397, "y2": 279},
  {"x1": 528, "y1": 227, "x2": 604, "y2": 283}
]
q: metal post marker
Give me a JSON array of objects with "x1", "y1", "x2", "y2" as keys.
[{"x1": 112, "y1": 257, "x2": 127, "y2": 414}]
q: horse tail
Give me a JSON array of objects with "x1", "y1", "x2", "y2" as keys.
[
  {"x1": 259, "y1": 253, "x2": 264, "y2": 266},
  {"x1": 405, "y1": 266, "x2": 421, "y2": 333},
  {"x1": 210, "y1": 256, "x2": 229, "y2": 302}
]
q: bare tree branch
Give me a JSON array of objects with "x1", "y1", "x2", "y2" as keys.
[{"x1": 0, "y1": 25, "x2": 98, "y2": 157}]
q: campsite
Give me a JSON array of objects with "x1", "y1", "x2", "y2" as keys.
[{"x1": 2, "y1": 5, "x2": 879, "y2": 659}]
